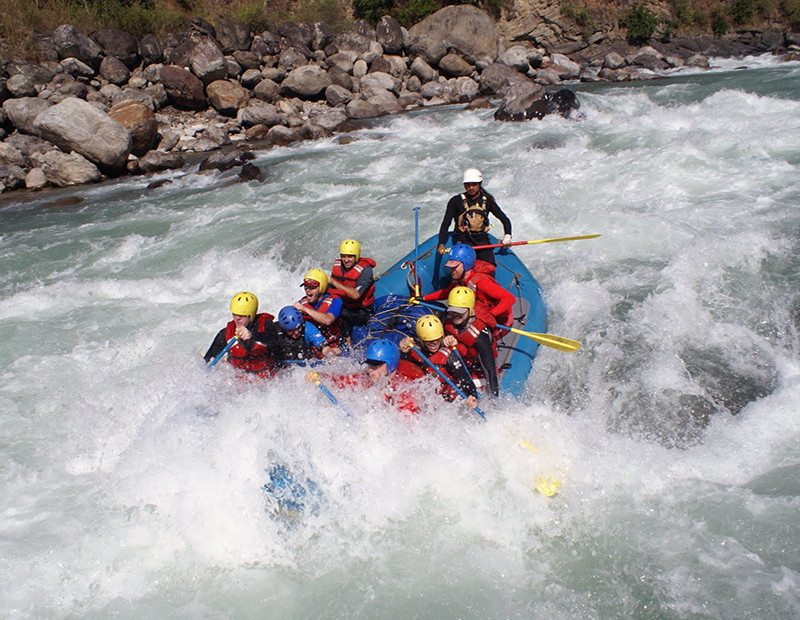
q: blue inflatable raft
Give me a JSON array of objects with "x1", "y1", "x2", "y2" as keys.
[{"x1": 352, "y1": 234, "x2": 547, "y2": 398}]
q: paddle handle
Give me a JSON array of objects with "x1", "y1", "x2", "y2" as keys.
[
  {"x1": 208, "y1": 337, "x2": 238, "y2": 367},
  {"x1": 471, "y1": 233, "x2": 601, "y2": 250}
]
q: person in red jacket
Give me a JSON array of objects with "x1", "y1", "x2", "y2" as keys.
[
  {"x1": 420, "y1": 243, "x2": 516, "y2": 327},
  {"x1": 443, "y1": 286, "x2": 500, "y2": 397},
  {"x1": 328, "y1": 239, "x2": 376, "y2": 346},
  {"x1": 398, "y1": 314, "x2": 479, "y2": 408},
  {"x1": 294, "y1": 268, "x2": 344, "y2": 351},
  {"x1": 307, "y1": 339, "x2": 424, "y2": 415},
  {"x1": 204, "y1": 291, "x2": 278, "y2": 377}
]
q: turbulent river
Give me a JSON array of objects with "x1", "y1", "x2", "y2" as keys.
[{"x1": 2, "y1": 55, "x2": 800, "y2": 619}]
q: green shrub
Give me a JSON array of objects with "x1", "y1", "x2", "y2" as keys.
[
  {"x1": 562, "y1": 3, "x2": 597, "y2": 38},
  {"x1": 729, "y1": 0, "x2": 755, "y2": 23},
  {"x1": 398, "y1": 0, "x2": 441, "y2": 26},
  {"x1": 780, "y1": 0, "x2": 800, "y2": 28},
  {"x1": 352, "y1": 0, "x2": 394, "y2": 25},
  {"x1": 711, "y1": 5, "x2": 730, "y2": 34},
  {"x1": 624, "y1": 4, "x2": 659, "y2": 44}
]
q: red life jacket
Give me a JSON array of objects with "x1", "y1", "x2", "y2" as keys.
[
  {"x1": 461, "y1": 268, "x2": 514, "y2": 327},
  {"x1": 328, "y1": 360, "x2": 423, "y2": 415},
  {"x1": 444, "y1": 315, "x2": 496, "y2": 362},
  {"x1": 409, "y1": 345, "x2": 461, "y2": 402},
  {"x1": 298, "y1": 294, "x2": 342, "y2": 347},
  {"x1": 224, "y1": 313, "x2": 275, "y2": 375},
  {"x1": 330, "y1": 257, "x2": 376, "y2": 309}
]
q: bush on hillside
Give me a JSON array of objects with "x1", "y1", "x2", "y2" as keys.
[
  {"x1": 623, "y1": 4, "x2": 659, "y2": 44},
  {"x1": 352, "y1": 0, "x2": 393, "y2": 24},
  {"x1": 398, "y1": 0, "x2": 441, "y2": 27},
  {"x1": 729, "y1": 0, "x2": 755, "y2": 23}
]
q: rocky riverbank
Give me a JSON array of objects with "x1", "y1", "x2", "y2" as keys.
[{"x1": 1, "y1": 5, "x2": 798, "y2": 196}]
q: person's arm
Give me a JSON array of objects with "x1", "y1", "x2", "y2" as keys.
[
  {"x1": 203, "y1": 328, "x2": 228, "y2": 362},
  {"x1": 477, "y1": 278, "x2": 516, "y2": 319},
  {"x1": 294, "y1": 296, "x2": 342, "y2": 326},
  {"x1": 445, "y1": 351, "x2": 478, "y2": 398}
]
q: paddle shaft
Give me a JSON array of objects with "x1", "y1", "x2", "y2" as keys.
[
  {"x1": 413, "y1": 207, "x2": 421, "y2": 297},
  {"x1": 312, "y1": 372, "x2": 351, "y2": 417},
  {"x1": 409, "y1": 343, "x2": 485, "y2": 418},
  {"x1": 208, "y1": 337, "x2": 239, "y2": 367},
  {"x1": 471, "y1": 233, "x2": 601, "y2": 250}
]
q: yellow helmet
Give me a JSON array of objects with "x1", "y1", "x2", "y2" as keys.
[
  {"x1": 339, "y1": 239, "x2": 361, "y2": 261},
  {"x1": 415, "y1": 314, "x2": 444, "y2": 341},
  {"x1": 230, "y1": 291, "x2": 258, "y2": 320},
  {"x1": 447, "y1": 286, "x2": 475, "y2": 316},
  {"x1": 302, "y1": 268, "x2": 328, "y2": 293}
]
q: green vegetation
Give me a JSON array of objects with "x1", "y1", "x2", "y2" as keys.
[
  {"x1": 780, "y1": 0, "x2": 800, "y2": 29},
  {"x1": 728, "y1": 0, "x2": 755, "y2": 23},
  {"x1": 623, "y1": 4, "x2": 659, "y2": 44},
  {"x1": 562, "y1": 2, "x2": 597, "y2": 39},
  {"x1": 397, "y1": 0, "x2": 441, "y2": 26},
  {"x1": 711, "y1": 4, "x2": 730, "y2": 35}
]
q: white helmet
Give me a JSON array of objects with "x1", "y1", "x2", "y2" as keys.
[{"x1": 463, "y1": 168, "x2": 483, "y2": 184}]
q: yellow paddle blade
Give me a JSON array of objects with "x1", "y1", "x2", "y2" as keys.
[
  {"x1": 526, "y1": 233, "x2": 601, "y2": 245},
  {"x1": 508, "y1": 327, "x2": 582, "y2": 353},
  {"x1": 535, "y1": 476, "x2": 562, "y2": 497}
]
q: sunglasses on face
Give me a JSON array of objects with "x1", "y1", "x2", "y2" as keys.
[{"x1": 303, "y1": 280, "x2": 320, "y2": 289}]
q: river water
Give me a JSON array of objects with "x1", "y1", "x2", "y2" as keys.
[{"x1": 2, "y1": 55, "x2": 799, "y2": 619}]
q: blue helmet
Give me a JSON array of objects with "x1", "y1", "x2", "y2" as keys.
[
  {"x1": 448, "y1": 244, "x2": 476, "y2": 271},
  {"x1": 365, "y1": 338, "x2": 400, "y2": 374},
  {"x1": 278, "y1": 306, "x2": 304, "y2": 331}
]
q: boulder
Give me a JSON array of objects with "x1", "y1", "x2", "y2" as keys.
[
  {"x1": 190, "y1": 37, "x2": 227, "y2": 85},
  {"x1": 0, "y1": 142, "x2": 28, "y2": 167},
  {"x1": 99, "y1": 56, "x2": 131, "y2": 86},
  {"x1": 498, "y1": 46, "x2": 535, "y2": 72},
  {"x1": 0, "y1": 165, "x2": 27, "y2": 192},
  {"x1": 239, "y1": 161, "x2": 265, "y2": 181},
  {"x1": 33, "y1": 97, "x2": 132, "y2": 174},
  {"x1": 240, "y1": 69, "x2": 263, "y2": 88},
  {"x1": 3, "y1": 98, "x2": 53, "y2": 134},
  {"x1": 33, "y1": 150, "x2": 101, "y2": 187},
  {"x1": 60, "y1": 57, "x2": 95, "y2": 78},
  {"x1": 360, "y1": 71, "x2": 399, "y2": 96},
  {"x1": 478, "y1": 63, "x2": 534, "y2": 96},
  {"x1": 25, "y1": 167, "x2": 49, "y2": 190},
  {"x1": 310, "y1": 23, "x2": 334, "y2": 52},
  {"x1": 92, "y1": 28, "x2": 140, "y2": 67},
  {"x1": 6, "y1": 74, "x2": 38, "y2": 98},
  {"x1": 206, "y1": 80, "x2": 250, "y2": 116},
  {"x1": 237, "y1": 101, "x2": 282, "y2": 127},
  {"x1": 493, "y1": 81, "x2": 547, "y2": 121},
  {"x1": 346, "y1": 98, "x2": 378, "y2": 119},
  {"x1": 278, "y1": 47, "x2": 310, "y2": 72},
  {"x1": 327, "y1": 51, "x2": 358, "y2": 73},
  {"x1": 409, "y1": 35, "x2": 447, "y2": 66},
  {"x1": 139, "y1": 34, "x2": 164, "y2": 66},
  {"x1": 253, "y1": 78, "x2": 280, "y2": 102},
  {"x1": 216, "y1": 20, "x2": 252, "y2": 53},
  {"x1": 603, "y1": 52, "x2": 626, "y2": 70},
  {"x1": 410, "y1": 57, "x2": 438, "y2": 83},
  {"x1": 233, "y1": 50, "x2": 261, "y2": 71},
  {"x1": 408, "y1": 6, "x2": 498, "y2": 63},
  {"x1": 199, "y1": 148, "x2": 253, "y2": 172},
  {"x1": 267, "y1": 125, "x2": 300, "y2": 146},
  {"x1": 6, "y1": 61, "x2": 59, "y2": 86},
  {"x1": 439, "y1": 53, "x2": 473, "y2": 78},
  {"x1": 332, "y1": 33, "x2": 374, "y2": 56},
  {"x1": 160, "y1": 65, "x2": 207, "y2": 110},
  {"x1": 367, "y1": 90, "x2": 402, "y2": 116},
  {"x1": 107, "y1": 101, "x2": 157, "y2": 156},
  {"x1": 325, "y1": 84, "x2": 353, "y2": 106},
  {"x1": 376, "y1": 16, "x2": 404, "y2": 54},
  {"x1": 281, "y1": 65, "x2": 332, "y2": 99},
  {"x1": 448, "y1": 76, "x2": 480, "y2": 103},
  {"x1": 138, "y1": 150, "x2": 186, "y2": 173},
  {"x1": 53, "y1": 25, "x2": 103, "y2": 68}
]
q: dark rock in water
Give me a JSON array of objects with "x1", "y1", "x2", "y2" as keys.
[
  {"x1": 146, "y1": 178, "x2": 173, "y2": 190},
  {"x1": 199, "y1": 148, "x2": 253, "y2": 172},
  {"x1": 495, "y1": 87, "x2": 582, "y2": 122},
  {"x1": 44, "y1": 195, "x2": 85, "y2": 208},
  {"x1": 465, "y1": 97, "x2": 494, "y2": 110},
  {"x1": 527, "y1": 136, "x2": 568, "y2": 150},
  {"x1": 238, "y1": 162, "x2": 264, "y2": 182}
]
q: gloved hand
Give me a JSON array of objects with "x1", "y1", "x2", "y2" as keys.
[
  {"x1": 502, "y1": 234, "x2": 512, "y2": 247},
  {"x1": 437, "y1": 244, "x2": 448, "y2": 255},
  {"x1": 235, "y1": 326, "x2": 252, "y2": 341}
]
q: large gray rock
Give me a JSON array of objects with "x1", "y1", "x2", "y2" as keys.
[
  {"x1": 33, "y1": 97, "x2": 132, "y2": 175},
  {"x1": 281, "y1": 65, "x2": 331, "y2": 99},
  {"x1": 439, "y1": 53, "x2": 473, "y2": 78},
  {"x1": 346, "y1": 98, "x2": 378, "y2": 119},
  {"x1": 215, "y1": 20, "x2": 252, "y2": 53},
  {"x1": 33, "y1": 150, "x2": 101, "y2": 187},
  {"x1": 360, "y1": 71, "x2": 399, "y2": 96},
  {"x1": 376, "y1": 16, "x2": 404, "y2": 54},
  {"x1": 448, "y1": 76, "x2": 480, "y2": 103},
  {"x1": 0, "y1": 165, "x2": 27, "y2": 192},
  {"x1": 60, "y1": 57, "x2": 95, "y2": 78},
  {"x1": 92, "y1": 28, "x2": 140, "y2": 68},
  {"x1": 6, "y1": 74, "x2": 38, "y2": 98},
  {"x1": 139, "y1": 34, "x2": 164, "y2": 66},
  {"x1": 367, "y1": 90, "x2": 402, "y2": 116},
  {"x1": 493, "y1": 81, "x2": 546, "y2": 121},
  {"x1": 408, "y1": 6, "x2": 498, "y2": 63},
  {"x1": 206, "y1": 80, "x2": 250, "y2": 116},
  {"x1": 3, "y1": 98, "x2": 53, "y2": 134},
  {"x1": 479, "y1": 63, "x2": 534, "y2": 96},
  {"x1": 53, "y1": 25, "x2": 103, "y2": 68},
  {"x1": 325, "y1": 84, "x2": 353, "y2": 106},
  {"x1": 278, "y1": 47, "x2": 310, "y2": 72},
  {"x1": 410, "y1": 57, "x2": 438, "y2": 83},
  {"x1": 253, "y1": 78, "x2": 280, "y2": 102},
  {"x1": 99, "y1": 56, "x2": 131, "y2": 86},
  {"x1": 237, "y1": 101, "x2": 281, "y2": 127},
  {"x1": 138, "y1": 150, "x2": 186, "y2": 173},
  {"x1": 160, "y1": 65, "x2": 207, "y2": 110},
  {"x1": 6, "y1": 60, "x2": 59, "y2": 86},
  {"x1": 408, "y1": 34, "x2": 447, "y2": 66},
  {"x1": 190, "y1": 37, "x2": 227, "y2": 85},
  {"x1": 0, "y1": 142, "x2": 28, "y2": 167}
]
